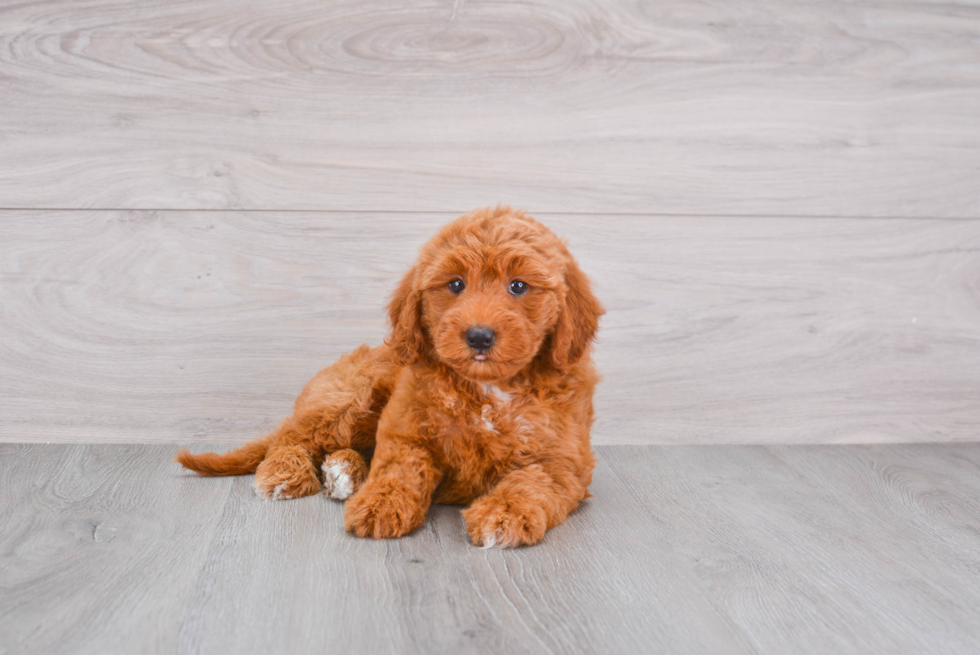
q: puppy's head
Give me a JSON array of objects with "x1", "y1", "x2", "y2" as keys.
[{"x1": 386, "y1": 207, "x2": 604, "y2": 382}]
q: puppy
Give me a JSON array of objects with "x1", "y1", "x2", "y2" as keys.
[{"x1": 178, "y1": 206, "x2": 604, "y2": 547}]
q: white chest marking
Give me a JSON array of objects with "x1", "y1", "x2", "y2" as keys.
[
  {"x1": 480, "y1": 405, "x2": 498, "y2": 433},
  {"x1": 482, "y1": 384, "x2": 512, "y2": 403}
]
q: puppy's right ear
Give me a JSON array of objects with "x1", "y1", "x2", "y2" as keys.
[{"x1": 385, "y1": 266, "x2": 425, "y2": 366}]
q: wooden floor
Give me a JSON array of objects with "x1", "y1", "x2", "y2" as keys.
[{"x1": 2, "y1": 443, "x2": 979, "y2": 654}]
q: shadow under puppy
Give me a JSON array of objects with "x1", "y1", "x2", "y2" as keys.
[{"x1": 178, "y1": 206, "x2": 604, "y2": 547}]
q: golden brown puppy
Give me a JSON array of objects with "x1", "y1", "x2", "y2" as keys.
[{"x1": 177, "y1": 206, "x2": 603, "y2": 547}]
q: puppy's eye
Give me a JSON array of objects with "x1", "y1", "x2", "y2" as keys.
[
  {"x1": 509, "y1": 280, "x2": 529, "y2": 296},
  {"x1": 448, "y1": 278, "x2": 466, "y2": 294}
]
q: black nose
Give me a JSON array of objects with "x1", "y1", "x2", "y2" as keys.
[{"x1": 465, "y1": 326, "x2": 496, "y2": 351}]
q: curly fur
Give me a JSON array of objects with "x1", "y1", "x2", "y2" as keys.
[{"x1": 177, "y1": 206, "x2": 604, "y2": 547}]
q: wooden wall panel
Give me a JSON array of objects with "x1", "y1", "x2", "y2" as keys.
[
  {"x1": 2, "y1": 210, "x2": 977, "y2": 444},
  {"x1": 0, "y1": 0, "x2": 977, "y2": 216}
]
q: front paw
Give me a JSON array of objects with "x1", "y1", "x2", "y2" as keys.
[
  {"x1": 344, "y1": 480, "x2": 427, "y2": 539},
  {"x1": 462, "y1": 494, "x2": 548, "y2": 548}
]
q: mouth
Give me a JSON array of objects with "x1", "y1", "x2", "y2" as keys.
[{"x1": 472, "y1": 352, "x2": 489, "y2": 362}]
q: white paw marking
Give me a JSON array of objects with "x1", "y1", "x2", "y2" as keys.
[
  {"x1": 255, "y1": 481, "x2": 292, "y2": 500},
  {"x1": 322, "y1": 460, "x2": 354, "y2": 500},
  {"x1": 480, "y1": 526, "x2": 522, "y2": 548},
  {"x1": 271, "y1": 482, "x2": 292, "y2": 501}
]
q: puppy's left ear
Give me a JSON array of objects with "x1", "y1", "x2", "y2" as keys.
[
  {"x1": 385, "y1": 266, "x2": 426, "y2": 366},
  {"x1": 549, "y1": 256, "x2": 604, "y2": 371}
]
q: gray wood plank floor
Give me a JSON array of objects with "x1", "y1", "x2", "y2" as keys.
[
  {"x1": 1, "y1": 0, "x2": 978, "y2": 216},
  {"x1": 2, "y1": 443, "x2": 979, "y2": 654},
  {"x1": 3, "y1": 210, "x2": 978, "y2": 445}
]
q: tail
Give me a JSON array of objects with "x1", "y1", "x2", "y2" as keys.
[{"x1": 175, "y1": 437, "x2": 271, "y2": 476}]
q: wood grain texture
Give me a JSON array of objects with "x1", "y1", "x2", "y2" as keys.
[
  {"x1": 625, "y1": 445, "x2": 980, "y2": 653},
  {"x1": 2, "y1": 444, "x2": 980, "y2": 654},
  {"x1": 0, "y1": 443, "x2": 233, "y2": 655},
  {"x1": 2, "y1": 210, "x2": 978, "y2": 445},
  {"x1": 0, "y1": 0, "x2": 978, "y2": 216}
]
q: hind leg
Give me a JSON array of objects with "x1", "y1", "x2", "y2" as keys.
[
  {"x1": 253, "y1": 444, "x2": 321, "y2": 499},
  {"x1": 254, "y1": 344, "x2": 398, "y2": 500},
  {"x1": 321, "y1": 449, "x2": 369, "y2": 500},
  {"x1": 287, "y1": 343, "x2": 399, "y2": 457},
  {"x1": 180, "y1": 344, "x2": 398, "y2": 498}
]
